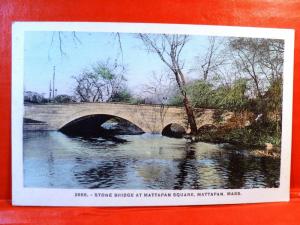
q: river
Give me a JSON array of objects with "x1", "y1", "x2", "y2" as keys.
[{"x1": 23, "y1": 131, "x2": 280, "y2": 189}]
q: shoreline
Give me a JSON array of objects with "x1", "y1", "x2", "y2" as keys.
[{"x1": 184, "y1": 133, "x2": 281, "y2": 159}]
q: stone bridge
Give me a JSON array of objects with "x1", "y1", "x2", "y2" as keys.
[{"x1": 24, "y1": 103, "x2": 248, "y2": 133}]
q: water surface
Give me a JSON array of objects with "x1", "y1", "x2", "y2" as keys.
[{"x1": 24, "y1": 131, "x2": 280, "y2": 189}]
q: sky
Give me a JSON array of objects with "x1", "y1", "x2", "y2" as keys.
[{"x1": 24, "y1": 31, "x2": 210, "y2": 97}]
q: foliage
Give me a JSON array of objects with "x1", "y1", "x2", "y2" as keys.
[
  {"x1": 168, "y1": 94, "x2": 183, "y2": 106},
  {"x1": 263, "y1": 78, "x2": 283, "y2": 115},
  {"x1": 228, "y1": 37, "x2": 284, "y2": 100},
  {"x1": 54, "y1": 94, "x2": 76, "y2": 103},
  {"x1": 182, "y1": 78, "x2": 249, "y2": 112},
  {"x1": 224, "y1": 121, "x2": 281, "y2": 147},
  {"x1": 187, "y1": 80, "x2": 215, "y2": 108},
  {"x1": 73, "y1": 60, "x2": 127, "y2": 102},
  {"x1": 197, "y1": 121, "x2": 281, "y2": 148},
  {"x1": 129, "y1": 97, "x2": 147, "y2": 105},
  {"x1": 214, "y1": 78, "x2": 249, "y2": 112},
  {"x1": 109, "y1": 88, "x2": 133, "y2": 103}
]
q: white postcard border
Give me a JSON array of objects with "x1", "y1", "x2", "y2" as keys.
[{"x1": 12, "y1": 22, "x2": 294, "y2": 206}]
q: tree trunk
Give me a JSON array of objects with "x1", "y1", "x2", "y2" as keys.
[
  {"x1": 183, "y1": 93, "x2": 198, "y2": 135},
  {"x1": 174, "y1": 71, "x2": 198, "y2": 135},
  {"x1": 138, "y1": 34, "x2": 198, "y2": 134}
]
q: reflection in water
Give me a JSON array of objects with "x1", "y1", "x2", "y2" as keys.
[
  {"x1": 23, "y1": 131, "x2": 280, "y2": 189},
  {"x1": 260, "y1": 157, "x2": 280, "y2": 187},
  {"x1": 173, "y1": 144, "x2": 200, "y2": 189},
  {"x1": 226, "y1": 152, "x2": 246, "y2": 188},
  {"x1": 47, "y1": 150, "x2": 55, "y2": 187},
  {"x1": 74, "y1": 159, "x2": 127, "y2": 188}
]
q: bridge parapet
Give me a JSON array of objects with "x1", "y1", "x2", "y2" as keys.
[{"x1": 24, "y1": 103, "x2": 251, "y2": 133}]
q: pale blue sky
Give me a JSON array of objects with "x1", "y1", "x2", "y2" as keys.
[{"x1": 24, "y1": 31, "x2": 209, "y2": 96}]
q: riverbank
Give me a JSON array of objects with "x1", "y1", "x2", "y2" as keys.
[{"x1": 187, "y1": 122, "x2": 281, "y2": 158}]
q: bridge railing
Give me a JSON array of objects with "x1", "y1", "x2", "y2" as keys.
[{"x1": 24, "y1": 101, "x2": 187, "y2": 109}]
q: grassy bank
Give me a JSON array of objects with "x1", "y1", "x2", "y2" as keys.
[{"x1": 195, "y1": 121, "x2": 281, "y2": 150}]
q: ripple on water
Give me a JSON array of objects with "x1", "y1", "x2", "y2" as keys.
[{"x1": 23, "y1": 131, "x2": 280, "y2": 189}]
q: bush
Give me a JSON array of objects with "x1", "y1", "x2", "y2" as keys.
[
  {"x1": 109, "y1": 88, "x2": 133, "y2": 103},
  {"x1": 54, "y1": 95, "x2": 76, "y2": 103},
  {"x1": 195, "y1": 119, "x2": 281, "y2": 148}
]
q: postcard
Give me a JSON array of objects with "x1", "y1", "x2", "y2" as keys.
[{"x1": 12, "y1": 22, "x2": 294, "y2": 206}]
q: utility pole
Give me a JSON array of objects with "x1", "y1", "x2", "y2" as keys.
[
  {"x1": 49, "y1": 81, "x2": 52, "y2": 101},
  {"x1": 52, "y1": 66, "x2": 56, "y2": 100}
]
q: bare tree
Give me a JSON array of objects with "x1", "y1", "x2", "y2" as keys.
[
  {"x1": 228, "y1": 38, "x2": 284, "y2": 100},
  {"x1": 229, "y1": 38, "x2": 266, "y2": 99},
  {"x1": 48, "y1": 31, "x2": 82, "y2": 59},
  {"x1": 194, "y1": 37, "x2": 228, "y2": 81},
  {"x1": 258, "y1": 39, "x2": 284, "y2": 83},
  {"x1": 139, "y1": 72, "x2": 175, "y2": 104},
  {"x1": 73, "y1": 60, "x2": 127, "y2": 102},
  {"x1": 228, "y1": 37, "x2": 285, "y2": 127},
  {"x1": 138, "y1": 34, "x2": 198, "y2": 134}
]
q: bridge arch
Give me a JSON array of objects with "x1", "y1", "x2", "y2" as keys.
[
  {"x1": 162, "y1": 123, "x2": 186, "y2": 138},
  {"x1": 59, "y1": 113, "x2": 145, "y2": 136},
  {"x1": 57, "y1": 106, "x2": 149, "y2": 130}
]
